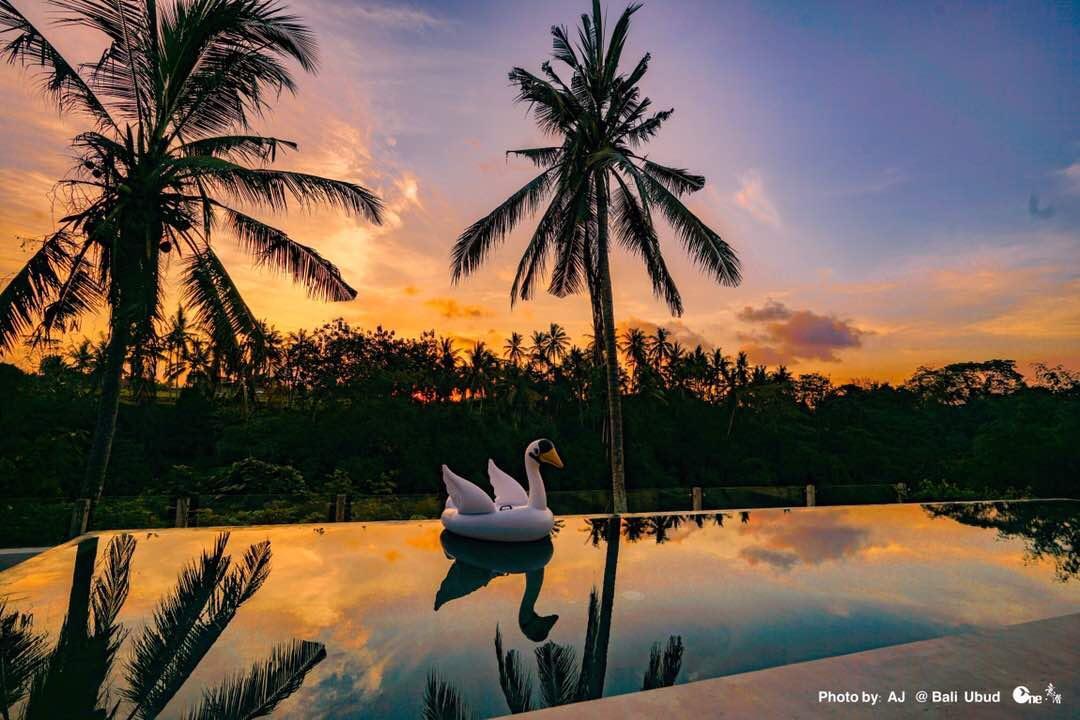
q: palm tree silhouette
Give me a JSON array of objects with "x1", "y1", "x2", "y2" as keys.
[
  {"x1": 1, "y1": 532, "x2": 324, "y2": 719},
  {"x1": 450, "y1": 1, "x2": 741, "y2": 513},
  {"x1": 503, "y1": 332, "x2": 527, "y2": 368},
  {"x1": 163, "y1": 305, "x2": 195, "y2": 391},
  {"x1": 0, "y1": 0, "x2": 383, "y2": 500}
]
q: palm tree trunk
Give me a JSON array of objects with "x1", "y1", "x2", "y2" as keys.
[
  {"x1": 595, "y1": 174, "x2": 628, "y2": 514},
  {"x1": 81, "y1": 320, "x2": 130, "y2": 501},
  {"x1": 592, "y1": 516, "x2": 621, "y2": 698}
]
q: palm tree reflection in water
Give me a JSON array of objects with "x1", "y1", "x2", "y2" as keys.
[
  {"x1": 0, "y1": 533, "x2": 324, "y2": 719},
  {"x1": 426, "y1": 518, "x2": 684, "y2": 717}
]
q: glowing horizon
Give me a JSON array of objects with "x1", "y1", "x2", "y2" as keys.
[{"x1": 1, "y1": 0, "x2": 1077, "y2": 384}]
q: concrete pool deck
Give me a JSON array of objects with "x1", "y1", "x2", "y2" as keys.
[{"x1": 511, "y1": 613, "x2": 1079, "y2": 719}]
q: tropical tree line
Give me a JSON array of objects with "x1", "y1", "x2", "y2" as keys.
[{"x1": 2, "y1": 316, "x2": 1077, "y2": 505}]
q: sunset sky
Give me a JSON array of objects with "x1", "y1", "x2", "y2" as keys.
[{"x1": 1, "y1": 0, "x2": 1077, "y2": 382}]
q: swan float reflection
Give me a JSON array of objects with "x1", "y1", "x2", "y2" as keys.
[
  {"x1": 434, "y1": 531, "x2": 559, "y2": 642},
  {"x1": 441, "y1": 439, "x2": 562, "y2": 542}
]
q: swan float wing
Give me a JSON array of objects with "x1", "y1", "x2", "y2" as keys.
[
  {"x1": 442, "y1": 464, "x2": 495, "y2": 514},
  {"x1": 488, "y1": 459, "x2": 529, "y2": 508}
]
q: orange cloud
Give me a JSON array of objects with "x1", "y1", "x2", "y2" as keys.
[
  {"x1": 424, "y1": 298, "x2": 492, "y2": 319},
  {"x1": 738, "y1": 301, "x2": 866, "y2": 363}
]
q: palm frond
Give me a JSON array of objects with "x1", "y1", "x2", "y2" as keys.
[
  {"x1": 422, "y1": 670, "x2": 474, "y2": 720},
  {"x1": 506, "y1": 146, "x2": 562, "y2": 168},
  {"x1": 180, "y1": 135, "x2": 298, "y2": 164},
  {"x1": 611, "y1": 172, "x2": 682, "y2": 315},
  {"x1": 534, "y1": 642, "x2": 578, "y2": 708},
  {"x1": 641, "y1": 160, "x2": 704, "y2": 196},
  {"x1": 452, "y1": 169, "x2": 554, "y2": 282},
  {"x1": 196, "y1": 164, "x2": 383, "y2": 223},
  {"x1": 509, "y1": 183, "x2": 569, "y2": 303},
  {"x1": 508, "y1": 67, "x2": 579, "y2": 135},
  {"x1": 181, "y1": 639, "x2": 325, "y2": 720},
  {"x1": 181, "y1": 248, "x2": 258, "y2": 365},
  {"x1": 0, "y1": 231, "x2": 77, "y2": 352},
  {"x1": 642, "y1": 636, "x2": 683, "y2": 690},
  {"x1": 33, "y1": 240, "x2": 104, "y2": 346},
  {"x1": 123, "y1": 532, "x2": 230, "y2": 718},
  {"x1": 160, "y1": 0, "x2": 318, "y2": 138},
  {"x1": 622, "y1": 108, "x2": 674, "y2": 147},
  {"x1": 222, "y1": 206, "x2": 356, "y2": 301},
  {"x1": 547, "y1": 180, "x2": 592, "y2": 298},
  {"x1": 636, "y1": 170, "x2": 741, "y2": 286},
  {"x1": 602, "y1": 3, "x2": 643, "y2": 88},
  {"x1": 0, "y1": 0, "x2": 116, "y2": 127},
  {"x1": 494, "y1": 626, "x2": 535, "y2": 714},
  {"x1": 55, "y1": 0, "x2": 152, "y2": 122},
  {"x1": 133, "y1": 538, "x2": 271, "y2": 719},
  {"x1": 0, "y1": 601, "x2": 48, "y2": 713}
]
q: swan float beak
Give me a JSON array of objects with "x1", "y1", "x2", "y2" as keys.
[{"x1": 539, "y1": 448, "x2": 564, "y2": 468}]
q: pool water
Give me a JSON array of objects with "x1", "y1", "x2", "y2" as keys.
[{"x1": 1, "y1": 501, "x2": 1077, "y2": 718}]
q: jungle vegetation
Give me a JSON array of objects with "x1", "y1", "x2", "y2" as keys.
[{"x1": 2, "y1": 317, "x2": 1077, "y2": 505}]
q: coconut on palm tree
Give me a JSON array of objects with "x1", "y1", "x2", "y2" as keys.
[
  {"x1": 0, "y1": 0, "x2": 382, "y2": 499},
  {"x1": 450, "y1": 1, "x2": 740, "y2": 512}
]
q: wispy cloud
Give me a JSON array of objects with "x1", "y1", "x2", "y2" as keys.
[
  {"x1": 1059, "y1": 161, "x2": 1080, "y2": 195},
  {"x1": 330, "y1": 3, "x2": 450, "y2": 30},
  {"x1": 733, "y1": 170, "x2": 782, "y2": 228}
]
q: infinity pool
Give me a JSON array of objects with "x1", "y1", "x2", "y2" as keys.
[{"x1": 1, "y1": 501, "x2": 1076, "y2": 718}]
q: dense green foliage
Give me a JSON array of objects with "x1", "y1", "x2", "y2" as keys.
[{"x1": 3, "y1": 319, "x2": 1077, "y2": 504}]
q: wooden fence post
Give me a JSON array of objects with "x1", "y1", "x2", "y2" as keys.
[
  {"x1": 805, "y1": 484, "x2": 816, "y2": 507},
  {"x1": 691, "y1": 487, "x2": 703, "y2": 511},
  {"x1": 68, "y1": 498, "x2": 91, "y2": 538},
  {"x1": 334, "y1": 494, "x2": 348, "y2": 522},
  {"x1": 174, "y1": 496, "x2": 191, "y2": 528}
]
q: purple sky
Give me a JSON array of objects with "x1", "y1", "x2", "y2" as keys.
[{"x1": 1, "y1": 0, "x2": 1077, "y2": 380}]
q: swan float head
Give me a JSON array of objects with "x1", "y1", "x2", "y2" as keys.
[{"x1": 527, "y1": 438, "x2": 563, "y2": 469}]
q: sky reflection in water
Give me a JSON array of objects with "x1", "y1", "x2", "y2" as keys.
[{"x1": 1, "y1": 502, "x2": 1077, "y2": 718}]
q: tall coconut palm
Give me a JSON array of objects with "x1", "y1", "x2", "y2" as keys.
[
  {"x1": 162, "y1": 305, "x2": 194, "y2": 389},
  {"x1": 503, "y1": 331, "x2": 527, "y2": 368},
  {"x1": 450, "y1": 1, "x2": 740, "y2": 512},
  {"x1": 0, "y1": 0, "x2": 382, "y2": 500},
  {"x1": 543, "y1": 322, "x2": 570, "y2": 365}
]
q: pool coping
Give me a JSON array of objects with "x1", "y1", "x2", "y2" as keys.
[{"x1": 506, "y1": 611, "x2": 1080, "y2": 719}]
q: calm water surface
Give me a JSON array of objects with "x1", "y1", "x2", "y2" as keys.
[{"x1": 1, "y1": 501, "x2": 1077, "y2": 718}]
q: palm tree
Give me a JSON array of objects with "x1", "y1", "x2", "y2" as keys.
[
  {"x1": 646, "y1": 327, "x2": 673, "y2": 374},
  {"x1": 543, "y1": 323, "x2": 570, "y2": 366},
  {"x1": 0, "y1": 0, "x2": 383, "y2": 501},
  {"x1": 450, "y1": 1, "x2": 740, "y2": 513},
  {"x1": 464, "y1": 340, "x2": 497, "y2": 405},
  {"x1": 163, "y1": 305, "x2": 194, "y2": 390},
  {"x1": 503, "y1": 331, "x2": 527, "y2": 368},
  {"x1": 529, "y1": 330, "x2": 551, "y2": 375},
  {"x1": 619, "y1": 327, "x2": 647, "y2": 389}
]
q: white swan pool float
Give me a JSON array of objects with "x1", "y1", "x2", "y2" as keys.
[{"x1": 440, "y1": 439, "x2": 561, "y2": 542}]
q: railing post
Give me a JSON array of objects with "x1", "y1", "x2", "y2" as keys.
[
  {"x1": 895, "y1": 483, "x2": 907, "y2": 503},
  {"x1": 334, "y1": 493, "x2": 348, "y2": 522},
  {"x1": 174, "y1": 496, "x2": 191, "y2": 528},
  {"x1": 805, "y1": 484, "x2": 816, "y2": 507},
  {"x1": 691, "y1": 487, "x2": 703, "y2": 511},
  {"x1": 68, "y1": 498, "x2": 91, "y2": 538}
]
